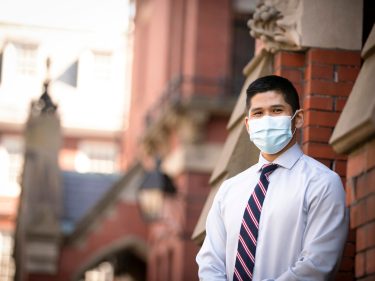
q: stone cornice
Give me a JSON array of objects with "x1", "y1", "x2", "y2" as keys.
[
  {"x1": 330, "y1": 25, "x2": 375, "y2": 154},
  {"x1": 141, "y1": 95, "x2": 236, "y2": 156}
]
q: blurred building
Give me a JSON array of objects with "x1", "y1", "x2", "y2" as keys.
[
  {"x1": 8, "y1": 0, "x2": 375, "y2": 281},
  {"x1": 0, "y1": 0, "x2": 131, "y2": 280},
  {"x1": 12, "y1": 0, "x2": 256, "y2": 280}
]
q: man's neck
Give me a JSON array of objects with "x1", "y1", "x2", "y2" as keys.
[{"x1": 261, "y1": 139, "x2": 297, "y2": 162}]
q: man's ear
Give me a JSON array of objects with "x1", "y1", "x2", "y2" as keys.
[
  {"x1": 245, "y1": 113, "x2": 251, "y2": 131},
  {"x1": 295, "y1": 109, "x2": 304, "y2": 129}
]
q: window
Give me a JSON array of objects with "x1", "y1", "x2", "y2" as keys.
[
  {"x1": 93, "y1": 52, "x2": 112, "y2": 82},
  {"x1": 14, "y1": 43, "x2": 38, "y2": 76},
  {"x1": 0, "y1": 232, "x2": 15, "y2": 281},
  {"x1": 0, "y1": 136, "x2": 24, "y2": 197},
  {"x1": 231, "y1": 13, "x2": 255, "y2": 96},
  {"x1": 75, "y1": 142, "x2": 118, "y2": 174}
]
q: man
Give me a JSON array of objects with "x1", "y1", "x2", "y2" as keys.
[{"x1": 196, "y1": 75, "x2": 348, "y2": 281}]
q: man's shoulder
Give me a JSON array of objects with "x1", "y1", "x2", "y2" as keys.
[
  {"x1": 299, "y1": 153, "x2": 341, "y2": 181},
  {"x1": 223, "y1": 163, "x2": 258, "y2": 187}
]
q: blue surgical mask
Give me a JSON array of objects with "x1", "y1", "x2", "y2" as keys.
[{"x1": 248, "y1": 111, "x2": 299, "y2": 154}]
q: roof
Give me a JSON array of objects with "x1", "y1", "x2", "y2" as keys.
[
  {"x1": 61, "y1": 171, "x2": 121, "y2": 234},
  {"x1": 63, "y1": 163, "x2": 145, "y2": 244}
]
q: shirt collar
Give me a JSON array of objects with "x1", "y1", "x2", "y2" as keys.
[{"x1": 256, "y1": 143, "x2": 303, "y2": 171}]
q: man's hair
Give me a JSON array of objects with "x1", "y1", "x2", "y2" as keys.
[{"x1": 246, "y1": 75, "x2": 300, "y2": 113}]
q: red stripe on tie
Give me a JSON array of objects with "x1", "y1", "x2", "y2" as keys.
[
  {"x1": 239, "y1": 236, "x2": 255, "y2": 262},
  {"x1": 258, "y1": 180, "x2": 267, "y2": 196},
  {"x1": 237, "y1": 253, "x2": 252, "y2": 278},
  {"x1": 246, "y1": 205, "x2": 259, "y2": 228},
  {"x1": 234, "y1": 268, "x2": 244, "y2": 281},
  {"x1": 242, "y1": 219, "x2": 257, "y2": 246},
  {"x1": 253, "y1": 192, "x2": 262, "y2": 211}
]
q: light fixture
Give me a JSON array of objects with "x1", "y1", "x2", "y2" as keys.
[{"x1": 138, "y1": 160, "x2": 176, "y2": 222}]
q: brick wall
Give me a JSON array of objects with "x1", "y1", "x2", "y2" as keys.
[
  {"x1": 347, "y1": 138, "x2": 375, "y2": 280},
  {"x1": 274, "y1": 48, "x2": 361, "y2": 280}
]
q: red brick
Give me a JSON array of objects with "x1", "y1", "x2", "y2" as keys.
[
  {"x1": 303, "y1": 95, "x2": 333, "y2": 111},
  {"x1": 307, "y1": 48, "x2": 361, "y2": 66},
  {"x1": 274, "y1": 68, "x2": 303, "y2": 83},
  {"x1": 366, "y1": 140, "x2": 375, "y2": 171},
  {"x1": 359, "y1": 275, "x2": 375, "y2": 281},
  {"x1": 339, "y1": 256, "x2": 354, "y2": 271},
  {"x1": 368, "y1": 222, "x2": 375, "y2": 249},
  {"x1": 347, "y1": 149, "x2": 367, "y2": 178},
  {"x1": 333, "y1": 160, "x2": 347, "y2": 177},
  {"x1": 357, "y1": 225, "x2": 367, "y2": 251},
  {"x1": 351, "y1": 201, "x2": 367, "y2": 228},
  {"x1": 274, "y1": 51, "x2": 305, "y2": 69},
  {"x1": 343, "y1": 242, "x2": 356, "y2": 257},
  {"x1": 305, "y1": 79, "x2": 355, "y2": 97},
  {"x1": 366, "y1": 247, "x2": 375, "y2": 274},
  {"x1": 347, "y1": 229, "x2": 356, "y2": 243},
  {"x1": 337, "y1": 66, "x2": 360, "y2": 82},
  {"x1": 334, "y1": 272, "x2": 354, "y2": 281},
  {"x1": 303, "y1": 126, "x2": 333, "y2": 143},
  {"x1": 356, "y1": 169, "x2": 375, "y2": 201},
  {"x1": 305, "y1": 63, "x2": 333, "y2": 80},
  {"x1": 303, "y1": 142, "x2": 345, "y2": 160},
  {"x1": 366, "y1": 194, "x2": 375, "y2": 222},
  {"x1": 356, "y1": 252, "x2": 366, "y2": 278},
  {"x1": 346, "y1": 178, "x2": 355, "y2": 205},
  {"x1": 305, "y1": 110, "x2": 341, "y2": 127},
  {"x1": 346, "y1": 182, "x2": 355, "y2": 206},
  {"x1": 314, "y1": 158, "x2": 331, "y2": 168},
  {"x1": 294, "y1": 84, "x2": 303, "y2": 98},
  {"x1": 335, "y1": 98, "x2": 347, "y2": 112}
]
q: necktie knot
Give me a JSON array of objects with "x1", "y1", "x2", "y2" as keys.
[{"x1": 261, "y1": 163, "x2": 278, "y2": 176}]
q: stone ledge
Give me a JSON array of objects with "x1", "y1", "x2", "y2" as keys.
[{"x1": 330, "y1": 25, "x2": 375, "y2": 154}]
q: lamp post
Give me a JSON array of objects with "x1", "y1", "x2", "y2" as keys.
[{"x1": 138, "y1": 161, "x2": 176, "y2": 222}]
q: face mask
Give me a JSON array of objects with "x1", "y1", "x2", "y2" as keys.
[{"x1": 248, "y1": 111, "x2": 299, "y2": 154}]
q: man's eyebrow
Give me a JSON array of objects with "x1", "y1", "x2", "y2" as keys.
[
  {"x1": 270, "y1": 104, "x2": 286, "y2": 108},
  {"x1": 250, "y1": 107, "x2": 263, "y2": 112},
  {"x1": 250, "y1": 104, "x2": 286, "y2": 112}
]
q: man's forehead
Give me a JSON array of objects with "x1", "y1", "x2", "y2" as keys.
[{"x1": 250, "y1": 91, "x2": 288, "y2": 105}]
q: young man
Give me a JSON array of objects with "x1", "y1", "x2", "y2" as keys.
[{"x1": 196, "y1": 75, "x2": 348, "y2": 281}]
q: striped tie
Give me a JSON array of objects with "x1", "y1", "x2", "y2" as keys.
[{"x1": 233, "y1": 163, "x2": 279, "y2": 281}]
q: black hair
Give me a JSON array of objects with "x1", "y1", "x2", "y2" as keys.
[{"x1": 246, "y1": 75, "x2": 300, "y2": 113}]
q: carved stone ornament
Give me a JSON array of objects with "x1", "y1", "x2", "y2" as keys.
[{"x1": 248, "y1": 0, "x2": 302, "y2": 53}]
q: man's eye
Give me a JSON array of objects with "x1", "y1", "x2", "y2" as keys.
[
  {"x1": 253, "y1": 112, "x2": 262, "y2": 116},
  {"x1": 273, "y1": 108, "x2": 283, "y2": 113}
]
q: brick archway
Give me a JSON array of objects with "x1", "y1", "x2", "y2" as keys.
[{"x1": 72, "y1": 235, "x2": 148, "y2": 281}]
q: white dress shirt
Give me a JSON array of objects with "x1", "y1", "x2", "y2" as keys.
[{"x1": 196, "y1": 143, "x2": 348, "y2": 281}]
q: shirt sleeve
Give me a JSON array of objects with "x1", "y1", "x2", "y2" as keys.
[
  {"x1": 270, "y1": 172, "x2": 349, "y2": 281},
  {"x1": 196, "y1": 183, "x2": 228, "y2": 281}
]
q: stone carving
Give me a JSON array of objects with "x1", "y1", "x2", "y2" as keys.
[{"x1": 248, "y1": 0, "x2": 302, "y2": 52}]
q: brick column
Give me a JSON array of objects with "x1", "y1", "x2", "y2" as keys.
[
  {"x1": 274, "y1": 48, "x2": 361, "y2": 280},
  {"x1": 347, "y1": 139, "x2": 375, "y2": 280},
  {"x1": 303, "y1": 48, "x2": 361, "y2": 281}
]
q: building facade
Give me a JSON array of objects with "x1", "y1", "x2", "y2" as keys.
[
  {"x1": 0, "y1": 0, "x2": 131, "y2": 280},
  {"x1": 10, "y1": 0, "x2": 375, "y2": 280}
]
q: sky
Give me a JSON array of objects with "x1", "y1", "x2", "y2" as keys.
[{"x1": 0, "y1": 0, "x2": 130, "y2": 32}]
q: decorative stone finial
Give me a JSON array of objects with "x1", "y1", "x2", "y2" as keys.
[
  {"x1": 248, "y1": 0, "x2": 302, "y2": 53},
  {"x1": 32, "y1": 58, "x2": 57, "y2": 114}
]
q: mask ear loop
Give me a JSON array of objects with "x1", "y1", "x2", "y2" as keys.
[{"x1": 291, "y1": 109, "x2": 301, "y2": 136}]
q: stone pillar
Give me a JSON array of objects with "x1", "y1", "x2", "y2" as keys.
[{"x1": 15, "y1": 82, "x2": 62, "y2": 278}]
